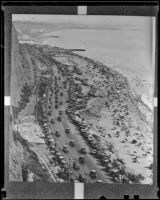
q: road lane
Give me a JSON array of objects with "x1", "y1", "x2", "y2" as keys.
[{"x1": 47, "y1": 68, "x2": 113, "y2": 183}]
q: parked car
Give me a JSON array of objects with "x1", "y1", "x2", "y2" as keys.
[
  {"x1": 90, "y1": 140, "x2": 97, "y2": 148},
  {"x1": 51, "y1": 119, "x2": 55, "y2": 124},
  {"x1": 73, "y1": 162, "x2": 80, "y2": 170},
  {"x1": 59, "y1": 111, "x2": 63, "y2": 115},
  {"x1": 78, "y1": 155, "x2": 84, "y2": 163},
  {"x1": 58, "y1": 155, "x2": 64, "y2": 163},
  {"x1": 90, "y1": 150, "x2": 97, "y2": 155},
  {"x1": 69, "y1": 140, "x2": 75, "y2": 147},
  {"x1": 65, "y1": 128, "x2": 70, "y2": 134},
  {"x1": 43, "y1": 119, "x2": 48, "y2": 123},
  {"x1": 63, "y1": 145, "x2": 69, "y2": 153},
  {"x1": 89, "y1": 170, "x2": 97, "y2": 178},
  {"x1": 78, "y1": 174, "x2": 86, "y2": 182},
  {"x1": 55, "y1": 104, "x2": 58, "y2": 109},
  {"x1": 55, "y1": 131, "x2": 60, "y2": 137},
  {"x1": 48, "y1": 111, "x2": 52, "y2": 116},
  {"x1": 57, "y1": 116, "x2": 61, "y2": 121},
  {"x1": 101, "y1": 159, "x2": 109, "y2": 166},
  {"x1": 80, "y1": 147, "x2": 86, "y2": 154}
]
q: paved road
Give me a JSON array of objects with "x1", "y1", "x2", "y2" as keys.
[{"x1": 47, "y1": 66, "x2": 113, "y2": 183}]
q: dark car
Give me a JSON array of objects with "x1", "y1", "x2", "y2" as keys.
[
  {"x1": 78, "y1": 156, "x2": 84, "y2": 163},
  {"x1": 69, "y1": 140, "x2": 75, "y2": 147},
  {"x1": 65, "y1": 128, "x2": 70, "y2": 134},
  {"x1": 55, "y1": 104, "x2": 58, "y2": 109},
  {"x1": 55, "y1": 131, "x2": 60, "y2": 137},
  {"x1": 57, "y1": 116, "x2": 62, "y2": 121},
  {"x1": 80, "y1": 147, "x2": 86, "y2": 154},
  {"x1": 48, "y1": 111, "x2": 52, "y2": 116},
  {"x1": 63, "y1": 145, "x2": 69, "y2": 153},
  {"x1": 89, "y1": 170, "x2": 97, "y2": 178},
  {"x1": 73, "y1": 162, "x2": 80, "y2": 170},
  {"x1": 78, "y1": 174, "x2": 86, "y2": 182},
  {"x1": 55, "y1": 100, "x2": 58, "y2": 104},
  {"x1": 90, "y1": 150, "x2": 97, "y2": 155},
  {"x1": 51, "y1": 119, "x2": 55, "y2": 124},
  {"x1": 59, "y1": 111, "x2": 63, "y2": 115}
]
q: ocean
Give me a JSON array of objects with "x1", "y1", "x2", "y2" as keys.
[{"x1": 42, "y1": 28, "x2": 155, "y2": 109}]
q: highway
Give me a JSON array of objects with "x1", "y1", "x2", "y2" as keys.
[{"x1": 46, "y1": 65, "x2": 113, "y2": 183}]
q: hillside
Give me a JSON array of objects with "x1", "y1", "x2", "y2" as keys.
[{"x1": 9, "y1": 26, "x2": 57, "y2": 182}]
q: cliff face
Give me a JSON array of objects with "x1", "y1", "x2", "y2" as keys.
[
  {"x1": 9, "y1": 26, "x2": 56, "y2": 182},
  {"x1": 10, "y1": 26, "x2": 34, "y2": 107},
  {"x1": 9, "y1": 25, "x2": 30, "y2": 181}
]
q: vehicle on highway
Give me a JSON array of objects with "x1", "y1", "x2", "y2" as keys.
[
  {"x1": 42, "y1": 123, "x2": 48, "y2": 127},
  {"x1": 58, "y1": 155, "x2": 64, "y2": 163},
  {"x1": 89, "y1": 170, "x2": 97, "y2": 178},
  {"x1": 57, "y1": 116, "x2": 62, "y2": 121},
  {"x1": 56, "y1": 152, "x2": 62, "y2": 158},
  {"x1": 50, "y1": 145, "x2": 55, "y2": 151},
  {"x1": 63, "y1": 145, "x2": 69, "y2": 153},
  {"x1": 48, "y1": 111, "x2": 52, "y2": 116},
  {"x1": 55, "y1": 131, "x2": 60, "y2": 137},
  {"x1": 73, "y1": 162, "x2": 80, "y2": 170},
  {"x1": 51, "y1": 119, "x2": 55, "y2": 124},
  {"x1": 48, "y1": 105, "x2": 52, "y2": 109},
  {"x1": 80, "y1": 147, "x2": 86, "y2": 154},
  {"x1": 59, "y1": 111, "x2": 63, "y2": 115},
  {"x1": 101, "y1": 159, "x2": 109, "y2": 166},
  {"x1": 50, "y1": 150, "x2": 56, "y2": 155},
  {"x1": 90, "y1": 140, "x2": 97, "y2": 148},
  {"x1": 61, "y1": 160, "x2": 69, "y2": 170},
  {"x1": 55, "y1": 99, "x2": 58, "y2": 104},
  {"x1": 69, "y1": 140, "x2": 75, "y2": 147},
  {"x1": 65, "y1": 128, "x2": 71, "y2": 134},
  {"x1": 78, "y1": 174, "x2": 86, "y2": 182},
  {"x1": 78, "y1": 155, "x2": 84, "y2": 163},
  {"x1": 80, "y1": 128, "x2": 88, "y2": 133},
  {"x1": 55, "y1": 104, "x2": 58, "y2": 109},
  {"x1": 90, "y1": 150, "x2": 97, "y2": 155},
  {"x1": 43, "y1": 119, "x2": 48, "y2": 123},
  {"x1": 97, "y1": 152, "x2": 106, "y2": 160}
]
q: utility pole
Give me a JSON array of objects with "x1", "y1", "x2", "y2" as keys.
[
  {"x1": 69, "y1": 157, "x2": 71, "y2": 182},
  {"x1": 46, "y1": 85, "x2": 49, "y2": 116},
  {"x1": 55, "y1": 140, "x2": 57, "y2": 166},
  {"x1": 16, "y1": 119, "x2": 18, "y2": 134},
  {"x1": 35, "y1": 78, "x2": 39, "y2": 123}
]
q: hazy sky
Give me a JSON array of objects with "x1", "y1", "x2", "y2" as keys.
[{"x1": 12, "y1": 14, "x2": 153, "y2": 30}]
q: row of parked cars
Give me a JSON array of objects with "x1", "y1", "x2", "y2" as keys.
[{"x1": 48, "y1": 72, "x2": 103, "y2": 182}]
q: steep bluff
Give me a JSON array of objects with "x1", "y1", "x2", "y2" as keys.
[{"x1": 9, "y1": 26, "x2": 53, "y2": 182}]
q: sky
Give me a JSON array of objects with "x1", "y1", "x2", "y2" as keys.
[{"x1": 12, "y1": 14, "x2": 154, "y2": 30}]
